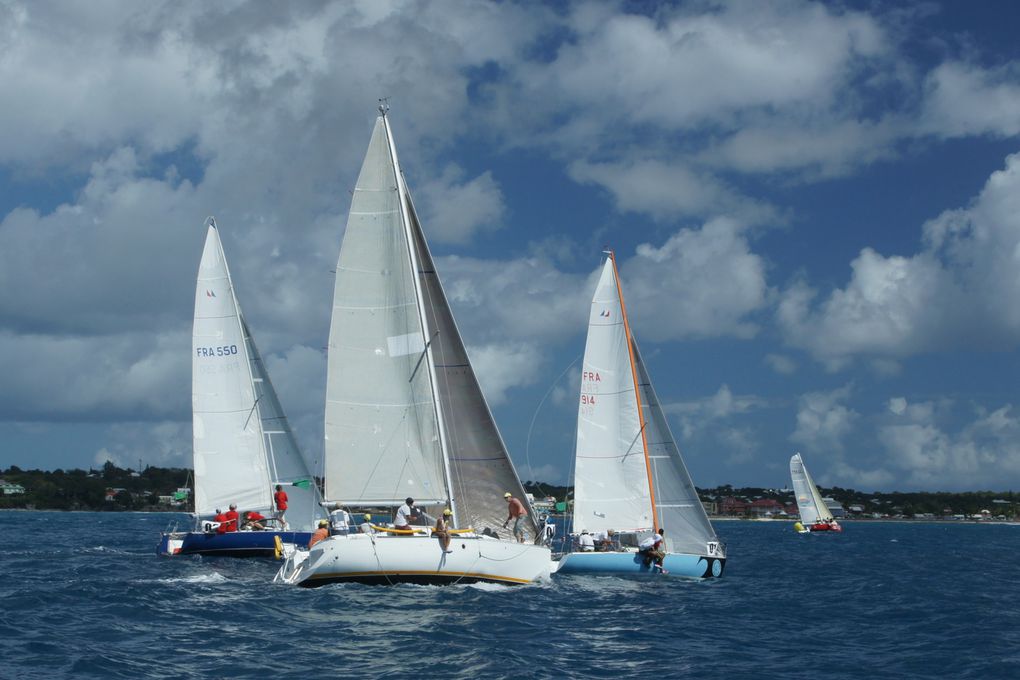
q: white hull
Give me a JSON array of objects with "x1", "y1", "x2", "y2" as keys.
[{"x1": 274, "y1": 532, "x2": 552, "y2": 587}]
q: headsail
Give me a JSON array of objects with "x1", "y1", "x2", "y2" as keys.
[{"x1": 790, "y1": 453, "x2": 833, "y2": 524}]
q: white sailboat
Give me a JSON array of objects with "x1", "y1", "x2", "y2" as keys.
[
  {"x1": 274, "y1": 107, "x2": 551, "y2": 586},
  {"x1": 790, "y1": 453, "x2": 841, "y2": 533},
  {"x1": 159, "y1": 218, "x2": 325, "y2": 557},
  {"x1": 554, "y1": 251, "x2": 725, "y2": 578}
]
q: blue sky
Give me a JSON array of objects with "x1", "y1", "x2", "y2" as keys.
[{"x1": 2, "y1": 0, "x2": 1020, "y2": 492}]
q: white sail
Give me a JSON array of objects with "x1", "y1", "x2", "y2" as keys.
[
  {"x1": 323, "y1": 118, "x2": 447, "y2": 506},
  {"x1": 192, "y1": 222, "x2": 322, "y2": 528},
  {"x1": 790, "y1": 453, "x2": 833, "y2": 524},
  {"x1": 573, "y1": 258, "x2": 654, "y2": 534}
]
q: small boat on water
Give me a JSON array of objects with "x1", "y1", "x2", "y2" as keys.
[
  {"x1": 158, "y1": 219, "x2": 326, "y2": 558},
  {"x1": 790, "y1": 453, "x2": 842, "y2": 533},
  {"x1": 274, "y1": 106, "x2": 551, "y2": 587},
  {"x1": 553, "y1": 251, "x2": 725, "y2": 579}
]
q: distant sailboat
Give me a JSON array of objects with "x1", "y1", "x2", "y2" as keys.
[
  {"x1": 790, "y1": 453, "x2": 841, "y2": 533},
  {"x1": 274, "y1": 107, "x2": 551, "y2": 586},
  {"x1": 553, "y1": 251, "x2": 725, "y2": 578},
  {"x1": 158, "y1": 218, "x2": 325, "y2": 557}
]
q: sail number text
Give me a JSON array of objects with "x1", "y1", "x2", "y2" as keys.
[{"x1": 196, "y1": 345, "x2": 239, "y2": 357}]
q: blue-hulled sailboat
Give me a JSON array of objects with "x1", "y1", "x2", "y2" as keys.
[
  {"x1": 553, "y1": 251, "x2": 725, "y2": 578},
  {"x1": 157, "y1": 218, "x2": 325, "y2": 558}
]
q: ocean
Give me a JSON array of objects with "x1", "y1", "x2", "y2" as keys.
[{"x1": 1, "y1": 511, "x2": 1016, "y2": 679}]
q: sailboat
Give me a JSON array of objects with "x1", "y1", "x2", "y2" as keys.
[
  {"x1": 274, "y1": 106, "x2": 551, "y2": 586},
  {"x1": 790, "y1": 453, "x2": 841, "y2": 533},
  {"x1": 158, "y1": 218, "x2": 326, "y2": 557},
  {"x1": 553, "y1": 251, "x2": 725, "y2": 578}
]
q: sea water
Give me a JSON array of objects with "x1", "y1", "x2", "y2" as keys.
[{"x1": 1, "y1": 511, "x2": 1017, "y2": 679}]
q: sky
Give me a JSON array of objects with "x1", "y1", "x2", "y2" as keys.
[{"x1": 2, "y1": 0, "x2": 1020, "y2": 493}]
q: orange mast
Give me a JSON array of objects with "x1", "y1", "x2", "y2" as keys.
[{"x1": 606, "y1": 250, "x2": 659, "y2": 534}]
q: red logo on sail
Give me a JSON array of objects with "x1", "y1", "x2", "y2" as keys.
[{"x1": 206, "y1": 290, "x2": 216, "y2": 297}]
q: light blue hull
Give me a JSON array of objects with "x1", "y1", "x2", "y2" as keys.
[{"x1": 554, "y1": 551, "x2": 725, "y2": 579}]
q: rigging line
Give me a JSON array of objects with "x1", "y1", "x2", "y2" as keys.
[
  {"x1": 242, "y1": 396, "x2": 263, "y2": 431},
  {"x1": 620, "y1": 421, "x2": 648, "y2": 463},
  {"x1": 524, "y1": 353, "x2": 582, "y2": 500},
  {"x1": 408, "y1": 330, "x2": 440, "y2": 383}
]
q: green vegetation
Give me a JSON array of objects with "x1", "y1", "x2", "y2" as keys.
[
  {"x1": 523, "y1": 481, "x2": 1018, "y2": 520},
  {"x1": 0, "y1": 462, "x2": 191, "y2": 512},
  {"x1": 0, "y1": 469, "x2": 1014, "y2": 517}
]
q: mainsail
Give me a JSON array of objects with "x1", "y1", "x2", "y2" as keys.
[
  {"x1": 324, "y1": 112, "x2": 536, "y2": 537},
  {"x1": 191, "y1": 221, "x2": 321, "y2": 529},
  {"x1": 790, "y1": 453, "x2": 833, "y2": 525},
  {"x1": 573, "y1": 253, "x2": 719, "y2": 553}
]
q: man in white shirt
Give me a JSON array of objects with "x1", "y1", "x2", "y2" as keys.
[
  {"x1": 395, "y1": 497, "x2": 415, "y2": 531},
  {"x1": 638, "y1": 528, "x2": 667, "y2": 573},
  {"x1": 329, "y1": 503, "x2": 350, "y2": 535},
  {"x1": 578, "y1": 530, "x2": 596, "y2": 552}
]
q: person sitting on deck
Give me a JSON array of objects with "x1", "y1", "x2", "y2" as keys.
[
  {"x1": 213, "y1": 508, "x2": 227, "y2": 534},
  {"x1": 308, "y1": 520, "x2": 329, "y2": 548},
  {"x1": 243, "y1": 511, "x2": 266, "y2": 531},
  {"x1": 578, "y1": 530, "x2": 595, "y2": 552},
  {"x1": 434, "y1": 508, "x2": 454, "y2": 553},
  {"x1": 597, "y1": 529, "x2": 616, "y2": 551},
  {"x1": 638, "y1": 529, "x2": 667, "y2": 574},
  {"x1": 223, "y1": 504, "x2": 240, "y2": 533},
  {"x1": 394, "y1": 497, "x2": 416, "y2": 533},
  {"x1": 359, "y1": 513, "x2": 374, "y2": 534}
]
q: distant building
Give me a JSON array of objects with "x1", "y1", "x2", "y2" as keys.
[
  {"x1": 0, "y1": 479, "x2": 25, "y2": 495},
  {"x1": 104, "y1": 488, "x2": 127, "y2": 502},
  {"x1": 823, "y1": 497, "x2": 845, "y2": 518},
  {"x1": 701, "y1": 499, "x2": 717, "y2": 515},
  {"x1": 719, "y1": 497, "x2": 750, "y2": 516},
  {"x1": 749, "y1": 498, "x2": 784, "y2": 517}
]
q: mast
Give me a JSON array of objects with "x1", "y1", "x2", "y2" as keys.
[
  {"x1": 379, "y1": 106, "x2": 458, "y2": 523},
  {"x1": 607, "y1": 250, "x2": 659, "y2": 534}
]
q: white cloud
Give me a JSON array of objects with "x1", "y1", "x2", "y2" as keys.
[
  {"x1": 664, "y1": 384, "x2": 769, "y2": 439},
  {"x1": 778, "y1": 152, "x2": 1020, "y2": 364},
  {"x1": 415, "y1": 165, "x2": 506, "y2": 244},
  {"x1": 621, "y1": 218, "x2": 771, "y2": 341},
  {"x1": 790, "y1": 384, "x2": 858, "y2": 452},
  {"x1": 920, "y1": 61, "x2": 1020, "y2": 139},
  {"x1": 466, "y1": 342, "x2": 545, "y2": 406},
  {"x1": 765, "y1": 353, "x2": 797, "y2": 375},
  {"x1": 871, "y1": 398, "x2": 1020, "y2": 488}
]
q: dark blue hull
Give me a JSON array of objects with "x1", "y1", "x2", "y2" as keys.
[{"x1": 157, "y1": 531, "x2": 312, "y2": 558}]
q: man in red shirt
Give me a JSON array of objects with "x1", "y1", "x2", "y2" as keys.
[
  {"x1": 244, "y1": 511, "x2": 266, "y2": 530},
  {"x1": 274, "y1": 484, "x2": 289, "y2": 529},
  {"x1": 224, "y1": 504, "x2": 240, "y2": 532},
  {"x1": 502, "y1": 492, "x2": 528, "y2": 543},
  {"x1": 213, "y1": 508, "x2": 228, "y2": 534}
]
